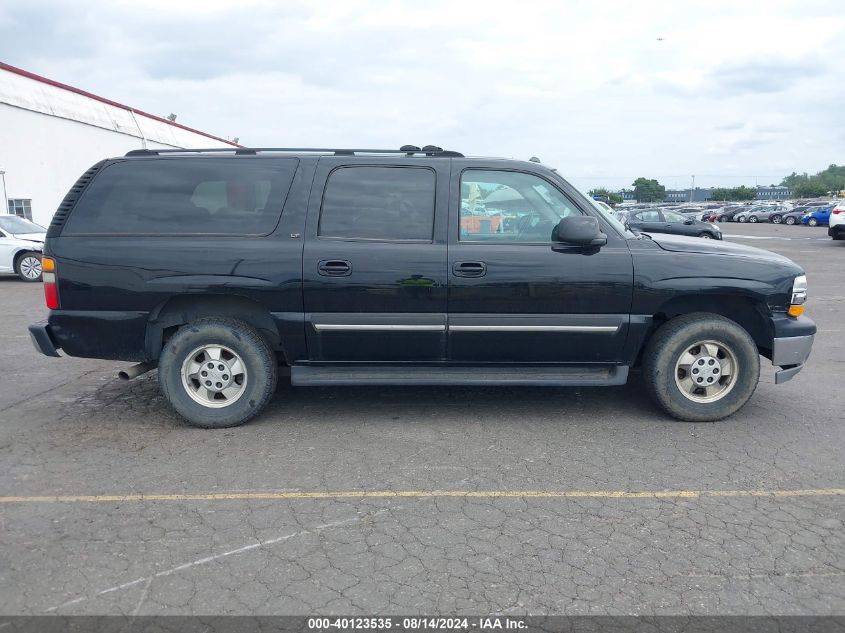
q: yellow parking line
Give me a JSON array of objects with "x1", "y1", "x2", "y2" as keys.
[{"x1": 0, "y1": 488, "x2": 843, "y2": 504}]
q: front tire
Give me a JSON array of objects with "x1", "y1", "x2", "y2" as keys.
[
  {"x1": 738, "y1": 216, "x2": 747, "y2": 223},
  {"x1": 808, "y1": 218, "x2": 818, "y2": 227},
  {"x1": 159, "y1": 317, "x2": 277, "y2": 428},
  {"x1": 642, "y1": 313, "x2": 760, "y2": 422},
  {"x1": 748, "y1": 215, "x2": 758, "y2": 223},
  {"x1": 771, "y1": 215, "x2": 782, "y2": 224},
  {"x1": 785, "y1": 216, "x2": 797, "y2": 225},
  {"x1": 15, "y1": 252, "x2": 42, "y2": 282},
  {"x1": 698, "y1": 232, "x2": 712, "y2": 239}
]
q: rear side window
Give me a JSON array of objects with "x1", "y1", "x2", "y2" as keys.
[
  {"x1": 63, "y1": 158, "x2": 297, "y2": 236},
  {"x1": 318, "y1": 166, "x2": 435, "y2": 241}
]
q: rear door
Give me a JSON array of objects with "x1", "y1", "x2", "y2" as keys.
[
  {"x1": 661, "y1": 209, "x2": 697, "y2": 236},
  {"x1": 302, "y1": 158, "x2": 449, "y2": 362}
]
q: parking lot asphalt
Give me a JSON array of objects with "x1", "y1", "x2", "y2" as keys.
[{"x1": 0, "y1": 223, "x2": 843, "y2": 616}]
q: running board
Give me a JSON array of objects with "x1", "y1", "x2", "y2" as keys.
[{"x1": 291, "y1": 365, "x2": 629, "y2": 387}]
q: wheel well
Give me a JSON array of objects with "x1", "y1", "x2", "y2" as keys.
[
  {"x1": 146, "y1": 294, "x2": 286, "y2": 363},
  {"x1": 13, "y1": 249, "x2": 39, "y2": 266},
  {"x1": 644, "y1": 295, "x2": 772, "y2": 362}
]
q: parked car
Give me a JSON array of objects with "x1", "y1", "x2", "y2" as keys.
[
  {"x1": 801, "y1": 206, "x2": 833, "y2": 227},
  {"x1": 828, "y1": 202, "x2": 845, "y2": 240},
  {"x1": 0, "y1": 215, "x2": 46, "y2": 281},
  {"x1": 781, "y1": 209, "x2": 810, "y2": 225},
  {"x1": 713, "y1": 206, "x2": 745, "y2": 222},
  {"x1": 624, "y1": 209, "x2": 722, "y2": 239},
  {"x1": 746, "y1": 206, "x2": 788, "y2": 223},
  {"x1": 29, "y1": 146, "x2": 815, "y2": 428}
]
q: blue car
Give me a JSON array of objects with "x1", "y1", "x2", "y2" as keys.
[{"x1": 801, "y1": 206, "x2": 833, "y2": 227}]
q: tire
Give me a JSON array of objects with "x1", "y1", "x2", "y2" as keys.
[
  {"x1": 771, "y1": 215, "x2": 782, "y2": 224},
  {"x1": 748, "y1": 215, "x2": 758, "y2": 223},
  {"x1": 718, "y1": 216, "x2": 727, "y2": 222},
  {"x1": 698, "y1": 232, "x2": 712, "y2": 239},
  {"x1": 14, "y1": 252, "x2": 42, "y2": 282},
  {"x1": 808, "y1": 218, "x2": 818, "y2": 227},
  {"x1": 158, "y1": 317, "x2": 277, "y2": 428},
  {"x1": 642, "y1": 313, "x2": 760, "y2": 422},
  {"x1": 738, "y1": 216, "x2": 746, "y2": 223},
  {"x1": 785, "y1": 216, "x2": 796, "y2": 225}
]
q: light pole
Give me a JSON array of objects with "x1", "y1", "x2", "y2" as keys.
[
  {"x1": 0, "y1": 170, "x2": 7, "y2": 214},
  {"x1": 690, "y1": 175, "x2": 695, "y2": 202}
]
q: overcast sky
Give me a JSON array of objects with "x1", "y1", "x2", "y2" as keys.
[{"x1": 2, "y1": 0, "x2": 844, "y2": 191}]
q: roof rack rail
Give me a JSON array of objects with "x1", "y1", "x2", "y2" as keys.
[{"x1": 125, "y1": 146, "x2": 464, "y2": 158}]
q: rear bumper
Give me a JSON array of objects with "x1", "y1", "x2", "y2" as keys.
[
  {"x1": 28, "y1": 320, "x2": 61, "y2": 357},
  {"x1": 829, "y1": 224, "x2": 844, "y2": 238}
]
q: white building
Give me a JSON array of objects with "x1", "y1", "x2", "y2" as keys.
[{"x1": 0, "y1": 62, "x2": 238, "y2": 227}]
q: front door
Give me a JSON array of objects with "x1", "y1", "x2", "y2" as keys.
[
  {"x1": 302, "y1": 158, "x2": 449, "y2": 362},
  {"x1": 447, "y1": 164, "x2": 633, "y2": 364}
]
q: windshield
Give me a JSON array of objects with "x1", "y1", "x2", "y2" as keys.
[
  {"x1": 584, "y1": 195, "x2": 637, "y2": 238},
  {"x1": 0, "y1": 215, "x2": 46, "y2": 234}
]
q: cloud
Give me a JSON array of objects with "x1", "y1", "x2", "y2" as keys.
[{"x1": 1, "y1": 0, "x2": 844, "y2": 191}]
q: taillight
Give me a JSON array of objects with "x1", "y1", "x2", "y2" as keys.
[
  {"x1": 42, "y1": 257, "x2": 59, "y2": 309},
  {"x1": 834, "y1": 209, "x2": 842, "y2": 214}
]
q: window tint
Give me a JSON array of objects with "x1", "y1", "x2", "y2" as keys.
[
  {"x1": 635, "y1": 210, "x2": 661, "y2": 222},
  {"x1": 460, "y1": 170, "x2": 581, "y2": 242},
  {"x1": 63, "y1": 158, "x2": 297, "y2": 235},
  {"x1": 319, "y1": 166, "x2": 435, "y2": 241}
]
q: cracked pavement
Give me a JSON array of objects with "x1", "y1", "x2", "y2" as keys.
[{"x1": 0, "y1": 223, "x2": 843, "y2": 615}]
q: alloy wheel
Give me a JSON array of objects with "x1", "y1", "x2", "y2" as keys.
[{"x1": 674, "y1": 340, "x2": 738, "y2": 403}]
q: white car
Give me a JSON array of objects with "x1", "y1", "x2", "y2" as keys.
[
  {"x1": 0, "y1": 215, "x2": 46, "y2": 281},
  {"x1": 829, "y1": 201, "x2": 845, "y2": 241}
]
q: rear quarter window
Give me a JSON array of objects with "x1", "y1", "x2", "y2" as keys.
[{"x1": 62, "y1": 158, "x2": 297, "y2": 236}]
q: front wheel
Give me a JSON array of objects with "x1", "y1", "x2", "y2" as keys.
[
  {"x1": 748, "y1": 215, "x2": 758, "y2": 223},
  {"x1": 642, "y1": 313, "x2": 760, "y2": 422},
  {"x1": 771, "y1": 215, "x2": 782, "y2": 224},
  {"x1": 698, "y1": 232, "x2": 712, "y2": 239},
  {"x1": 158, "y1": 317, "x2": 278, "y2": 428},
  {"x1": 738, "y1": 216, "x2": 747, "y2": 223},
  {"x1": 808, "y1": 218, "x2": 818, "y2": 227},
  {"x1": 15, "y1": 252, "x2": 42, "y2": 282}
]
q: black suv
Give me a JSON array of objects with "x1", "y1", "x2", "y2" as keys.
[{"x1": 29, "y1": 146, "x2": 816, "y2": 428}]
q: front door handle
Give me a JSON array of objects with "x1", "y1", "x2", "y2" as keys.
[
  {"x1": 318, "y1": 260, "x2": 352, "y2": 276},
  {"x1": 453, "y1": 261, "x2": 487, "y2": 278}
]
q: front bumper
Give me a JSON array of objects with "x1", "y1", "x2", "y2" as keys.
[
  {"x1": 771, "y1": 333, "x2": 814, "y2": 384},
  {"x1": 28, "y1": 320, "x2": 61, "y2": 357}
]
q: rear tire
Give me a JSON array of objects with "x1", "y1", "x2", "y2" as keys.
[
  {"x1": 738, "y1": 216, "x2": 747, "y2": 223},
  {"x1": 15, "y1": 252, "x2": 42, "y2": 282},
  {"x1": 748, "y1": 216, "x2": 758, "y2": 223},
  {"x1": 642, "y1": 313, "x2": 760, "y2": 422},
  {"x1": 771, "y1": 215, "x2": 782, "y2": 224},
  {"x1": 158, "y1": 317, "x2": 277, "y2": 428},
  {"x1": 785, "y1": 216, "x2": 796, "y2": 225}
]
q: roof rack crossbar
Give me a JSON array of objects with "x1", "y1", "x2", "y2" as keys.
[{"x1": 125, "y1": 147, "x2": 464, "y2": 157}]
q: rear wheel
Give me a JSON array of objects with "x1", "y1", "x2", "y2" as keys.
[
  {"x1": 642, "y1": 313, "x2": 760, "y2": 422},
  {"x1": 748, "y1": 215, "x2": 758, "y2": 223},
  {"x1": 771, "y1": 215, "x2": 782, "y2": 224},
  {"x1": 158, "y1": 317, "x2": 277, "y2": 428},
  {"x1": 718, "y1": 216, "x2": 727, "y2": 222},
  {"x1": 738, "y1": 216, "x2": 747, "y2": 223},
  {"x1": 785, "y1": 216, "x2": 797, "y2": 225},
  {"x1": 15, "y1": 252, "x2": 42, "y2": 282}
]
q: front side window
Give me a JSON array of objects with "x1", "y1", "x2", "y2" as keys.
[
  {"x1": 63, "y1": 158, "x2": 297, "y2": 236},
  {"x1": 460, "y1": 170, "x2": 582, "y2": 242},
  {"x1": 319, "y1": 166, "x2": 435, "y2": 241},
  {"x1": 662, "y1": 210, "x2": 687, "y2": 223},
  {"x1": 635, "y1": 210, "x2": 661, "y2": 222}
]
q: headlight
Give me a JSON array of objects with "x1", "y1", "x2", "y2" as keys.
[{"x1": 789, "y1": 275, "x2": 807, "y2": 316}]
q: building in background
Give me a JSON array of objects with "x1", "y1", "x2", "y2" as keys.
[
  {"x1": 0, "y1": 62, "x2": 238, "y2": 227},
  {"x1": 664, "y1": 188, "x2": 713, "y2": 203},
  {"x1": 754, "y1": 186, "x2": 792, "y2": 200}
]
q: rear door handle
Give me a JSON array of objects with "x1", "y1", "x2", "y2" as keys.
[
  {"x1": 452, "y1": 261, "x2": 487, "y2": 278},
  {"x1": 318, "y1": 260, "x2": 352, "y2": 276}
]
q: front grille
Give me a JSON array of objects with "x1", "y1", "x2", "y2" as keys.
[{"x1": 46, "y1": 160, "x2": 108, "y2": 238}]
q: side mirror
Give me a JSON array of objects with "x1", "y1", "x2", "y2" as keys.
[{"x1": 553, "y1": 215, "x2": 607, "y2": 247}]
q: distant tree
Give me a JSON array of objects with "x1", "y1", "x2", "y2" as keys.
[
  {"x1": 589, "y1": 187, "x2": 623, "y2": 205},
  {"x1": 731, "y1": 186, "x2": 757, "y2": 201},
  {"x1": 632, "y1": 177, "x2": 666, "y2": 203},
  {"x1": 711, "y1": 186, "x2": 755, "y2": 201},
  {"x1": 781, "y1": 165, "x2": 845, "y2": 194},
  {"x1": 793, "y1": 178, "x2": 829, "y2": 198}
]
